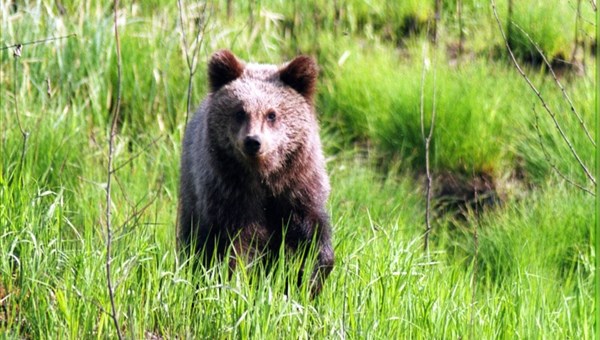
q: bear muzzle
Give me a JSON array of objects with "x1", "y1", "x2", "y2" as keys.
[{"x1": 243, "y1": 135, "x2": 262, "y2": 157}]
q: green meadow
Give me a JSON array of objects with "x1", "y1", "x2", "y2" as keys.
[{"x1": 0, "y1": 0, "x2": 596, "y2": 338}]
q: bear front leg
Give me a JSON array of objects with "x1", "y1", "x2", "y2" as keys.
[
  {"x1": 176, "y1": 191, "x2": 199, "y2": 257},
  {"x1": 308, "y1": 218, "x2": 334, "y2": 298},
  {"x1": 292, "y1": 209, "x2": 334, "y2": 298}
]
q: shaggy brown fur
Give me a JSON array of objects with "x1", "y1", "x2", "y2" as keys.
[{"x1": 178, "y1": 50, "x2": 334, "y2": 296}]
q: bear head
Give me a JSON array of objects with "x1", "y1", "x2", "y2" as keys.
[{"x1": 205, "y1": 50, "x2": 320, "y2": 177}]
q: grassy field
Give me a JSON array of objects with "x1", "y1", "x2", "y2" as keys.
[{"x1": 0, "y1": 0, "x2": 597, "y2": 338}]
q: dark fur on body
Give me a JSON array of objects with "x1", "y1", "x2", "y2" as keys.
[{"x1": 178, "y1": 50, "x2": 334, "y2": 296}]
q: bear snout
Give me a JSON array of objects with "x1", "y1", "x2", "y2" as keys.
[{"x1": 243, "y1": 135, "x2": 262, "y2": 156}]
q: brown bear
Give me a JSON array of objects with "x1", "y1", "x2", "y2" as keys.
[{"x1": 177, "y1": 50, "x2": 334, "y2": 296}]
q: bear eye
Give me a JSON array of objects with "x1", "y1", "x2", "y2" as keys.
[
  {"x1": 266, "y1": 110, "x2": 277, "y2": 122},
  {"x1": 235, "y1": 110, "x2": 246, "y2": 122}
]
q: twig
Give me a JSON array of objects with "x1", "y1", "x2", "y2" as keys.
[
  {"x1": 419, "y1": 45, "x2": 431, "y2": 252},
  {"x1": 421, "y1": 21, "x2": 438, "y2": 253},
  {"x1": 12, "y1": 47, "x2": 29, "y2": 181},
  {"x1": 106, "y1": 0, "x2": 123, "y2": 338},
  {"x1": 457, "y1": 0, "x2": 464, "y2": 58},
  {"x1": 469, "y1": 188, "x2": 480, "y2": 339},
  {"x1": 506, "y1": 0, "x2": 514, "y2": 47},
  {"x1": 113, "y1": 174, "x2": 137, "y2": 212},
  {"x1": 491, "y1": 0, "x2": 596, "y2": 187},
  {"x1": 118, "y1": 192, "x2": 160, "y2": 232},
  {"x1": 177, "y1": 0, "x2": 211, "y2": 127},
  {"x1": 112, "y1": 172, "x2": 163, "y2": 235},
  {"x1": 533, "y1": 107, "x2": 595, "y2": 196},
  {"x1": 570, "y1": 0, "x2": 582, "y2": 64},
  {"x1": 590, "y1": 0, "x2": 597, "y2": 11},
  {"x1": 70, "y1": 286, "x2": 113, "y2": 318},
  {"x1": 511, "y1": 23, "x2": 595, "y2": 147},
  {"x1": 226, "y1": 0, "x2": 233, "y2": 19},
  {"x1": 1, "y1": 33, "x2": 77, "y2": 50},
  {"x1": 432, "y1": 0, "x2": 442, "y2": 45},
  {"x1": 111, "y1": 135, "x2": 163, "y2": 174}
]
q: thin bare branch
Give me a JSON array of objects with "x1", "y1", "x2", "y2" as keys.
[
  {"x1": 106, "y1": 0, "x2": 123, "y2": 339},
  {"x1": 1, "y1": 33, "x2": 77, "y2": 50},
  {"x1": 457, "y1": 0, "x2": 464, "y2": 58},
  {"x1": 189, "y1": 3, "x2": 211, "y2": 72},
  {"x1": 177, "y1": 0, "x2": 191, "y2": 69},
  {"x1": 118, "y1": 192, "x2": 160, "y2": 231},
  {"x1": 491, "y1": 0, "x2": 596, "y2": 187},
  {"x1": 421, "y1": 20, "x2": 438, "y2": 253},
  {"x1": 111, "y1": 135, "x2": 163, "y2": 174},
  {"x1": 70, "y1": 286, "x2": 113, "y2": 318},
  {"x1": 420, "y1": 41, "x2": 429, "y2": 252},
  {"x1": 570, "y1": 0, "x2": 582, "y2": 64},
  {"x1": 428, "y1": 61, "x2": 438, "y2": 143},
  {"x1": 419, "y1": 49, "x2": 427, "y2": 140},
  {"x1": 533, "y1": 107, "x2": 595, "y2": 196},
  {"x1": 590, "y1": 0, "x2": 597, "y2": 11},
  {"x1": 512, "y1": 23, "x2": 595, "y2": 147},
  {"x1": 469, "y1": 190, "x2": 480, "y2": 339},
  {"x1": 177, "y1": 0, "x2": 211, "y2": 127},
  {"x1": 177, "y1": 0, "x2": 193, "y2": 127},
  {"x1": 12, "y1": 51, "x2": 29, "y2": 179},
  {"x1": 432, "y1": 0, "x2": 442, "y2": 45},
  {"x1": 113, "y1": 174, "x2": 136, "y2": 211},
  {"x1": 112, "y1": 173, "x2": 162, "y2": 234}
]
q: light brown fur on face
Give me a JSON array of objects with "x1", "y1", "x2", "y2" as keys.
[{"x1": 178, "y1": 50, "x2": 334, "y2": 297}]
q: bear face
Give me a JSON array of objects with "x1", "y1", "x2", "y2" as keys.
[{"x1": 205, "y1": 50, "x2": 319, "y2": 178}]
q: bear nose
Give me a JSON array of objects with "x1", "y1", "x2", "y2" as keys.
[{"x1": 243, "y1": 135, "x2": 261, "y2": 156}]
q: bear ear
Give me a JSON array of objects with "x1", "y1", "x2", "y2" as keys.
[
  {"x1": 208, "y1": 50, "x2": 245, "y2": 92},
  {"x1": 278, "y1": 55, "x2": 318, "y2": 101}
]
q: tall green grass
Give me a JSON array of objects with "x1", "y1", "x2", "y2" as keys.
[
  {"x1": 1, "y1": 150, "x2": 593, "y2": 337},
  {"x1": 321, "y1": 40, "x2": 595, "y2": 179},
  {"x1": 503, "y1": 0, "x2": 596, "y2": 61}
]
